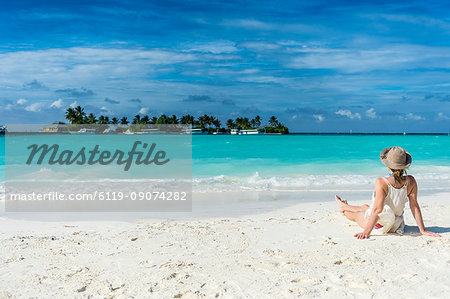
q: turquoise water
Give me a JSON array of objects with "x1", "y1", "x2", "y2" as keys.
[
  {"x1": 191, "y1": 135, "x2": 450, "y2": 176},
  {"x1": 1, "y1": 134, "x2": 449, "y2": 191}
]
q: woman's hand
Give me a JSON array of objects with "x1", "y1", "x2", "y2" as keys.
[
  {"x1": 354, "y1": 232, "x2": 370, "y2": 239},
  {"x1": 421, "y1": 230, "x2": 441, "y2": 237}
]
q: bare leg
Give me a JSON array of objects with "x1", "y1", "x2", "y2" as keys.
[
  {"x1": 335, "y1": 195, "x2": 369, "y2": 213},
  {"x1": 335, "y1": 195, "x2": 373, "y2": 229},
  {"x1": 343, "y1": 211, "x2": 369, "y2": 229}
]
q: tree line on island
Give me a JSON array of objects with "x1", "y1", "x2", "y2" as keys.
[{"x1": 64, "y1": 106, "x2": 289, "y2": 134}]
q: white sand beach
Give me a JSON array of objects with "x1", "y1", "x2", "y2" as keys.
[{"x1": 0, "y1": 190, "x2": 449, "y2": 298}]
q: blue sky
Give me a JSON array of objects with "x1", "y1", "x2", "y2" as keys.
[{"x1": 0, "y1": 0, "x2": 449, "y2": 132}]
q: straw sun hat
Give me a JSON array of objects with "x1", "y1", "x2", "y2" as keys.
[{"x1": 380, "y1": 146, "x2": 412, "y2": 170}]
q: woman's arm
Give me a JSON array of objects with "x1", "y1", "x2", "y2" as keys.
[
  {"x1": 408, "y1": 176, "x2": 441, "y2": 237},
  {"x1": 355, "y1": 178, "x2": 386, "y2": 239}
]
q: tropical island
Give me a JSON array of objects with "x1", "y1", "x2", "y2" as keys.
[{"x1": 63, "y1": 106, "x2": 289, "y2": 135}]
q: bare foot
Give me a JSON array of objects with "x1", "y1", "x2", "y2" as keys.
[{"x1": 335, "y1": 195, "x2": 348, "y2": 212}]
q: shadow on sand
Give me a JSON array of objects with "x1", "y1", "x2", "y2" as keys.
[{"x1": 403, "y1": 225, "x2": 450, "y2": 236}]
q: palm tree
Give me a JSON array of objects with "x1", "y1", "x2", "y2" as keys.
[
  {"x1": 251, "y1": 115, "x2": 261, "y2": 128},
  {"x1": 65, "y1": 108, "x2": 77, "y2": 124},
  {"x1": 170, "y1": 115, "x2": 179, "y2": 124},
  {"x1": 141, "y1": 115, "x2": 150, "y2": 124},
  {"x1": 226, "y1": 119, "x2": 235, "y2": 130},
  {"x1": 120, "y1": 117, "x2": 129, "y2": 125},
  {"x1": 198, "y1": 114, "x2": 214, "y2": 128},
  {"x1": 156, "y1": 114, "x2": 169, "y2": 124},
  {"x1": 207, "y1": 115, "x2": 213, "y2": 127},
  {"x1": 86, "y1": 113, "x2": 97, "y2": 124},
  {"x1": 63, "y1": 104, "x2": 288, "y2": 134},
  {"x1": 269, "y1": 116, "x2": 278, "y2": 127},
  {"x1": 197, "y1": 114, "x2": 210, "y2": 129},
  {"x1": 150, "y1": 116, "x2": 158, "y2": 124},
  {"x1": 98, "y1": 115, "x2": 109, "y2": 124},
  {"x1": 242, "y1": 117, "x2": 251, "y2": 129},
  {"x1": 235, "y1": 117, "x2": 243, "y2": 129},
  {"x1": 180, "y1": 114, "x2": 194, "y2": 125},
  {"x1": 132, "y1": 114, "x2": 141, "y2": 124},
  {"x1": 236, "y1": 117, "x2": 251, "y2": 129},
  {"x1": 193, "y1": 118, "x2": 199, "y2": 127},
  {"x1": 74, "y1": 106, "x2": 86, "y2": 124},
  {"x1": 211, "y1": 117, "x2": 221, "y2": 129}
]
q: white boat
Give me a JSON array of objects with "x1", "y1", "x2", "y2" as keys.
[
  {"x1": 191, "y1": 128, "x2": 204, "y2": 135},
  {"x1": 180, "y1": 128, "x2": 205, "y2": 135},
  {"x1": 230, "y1": 129, "x2": 239, "y2": 135},
  {"x1": 140, "y1": 128, "x2": 163, "y2": 134},
  {"x1": 240, "y1": 129, "x2": 260, "y2": 135},
  {"x1": 122, "y1": 129, "x2": 135, "y2": 135},
  {"x1": 70, "y1": 128, "x2": 96, "y2": 135}
]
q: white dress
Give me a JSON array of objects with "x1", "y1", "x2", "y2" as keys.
[{"x1": 364, "y1": 177, "x2": 409, "y2": 235}]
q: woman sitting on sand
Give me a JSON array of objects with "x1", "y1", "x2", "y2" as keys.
[{"x1": 335, "y1": 146, "x2": 441, "y2": 240}]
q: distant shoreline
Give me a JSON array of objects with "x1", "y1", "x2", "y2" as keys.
[
  {"x1": 0, "y1": 132, "x2": 449, "y2": 136},
  {"x1": 289, "y1": 132, "x2": 450, "y2": 135}
]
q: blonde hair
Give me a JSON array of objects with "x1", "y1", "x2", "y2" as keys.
[{"x1": 390, "y1": 168, "x2": 407, "y2": 182}]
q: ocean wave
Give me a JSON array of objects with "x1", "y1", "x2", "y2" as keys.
[
  {"x1": 1, "y1": 171, "x2": 448, "y2": 194},
  {"x1": 191, "y1": 172, "x2": 450, "y2": 192}
]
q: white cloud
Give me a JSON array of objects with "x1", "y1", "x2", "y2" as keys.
[
  {"x1": 185, "y1": 41, "x2": 237, "y2": 54},
  {"x1": 240, "y1": 41, "x2": 280, "y2": 51},
  {"x1": 313, "y1": 114, "x2": 325, "y2": 122},
  {"x1": 208, "y1": 68, "x2": 260, "y2": 76},
  {"x1": 25, "y1": 102, "x2": 43, "y2": 112},
  {"x1": 288, "y1": 44, "x2": 450, "y2": 73},
  {"x1": 405, "y1": 113, "x2": 425, "y2": 120},
  {"x1": 365, "y1": 108, "x2": 377, "y2": 119},
  {"x1": 138, "y1": 107, "x2": 149, "y2": 114},
  {"x1": 398, "y1": 113, "x2": 425, "y2": 120},
  {"x1": 221, "y1": 19, "x2": 275, "y2": 30},
  {"x1": 50, "y1": 98, "x2": 63, "y2": 108},
  {"x1": 100, "y1": 106, "x2": 114, "y2": 115},
  {"x1": 335, "y1": 109, "x2": 361, "y2": 120},
  {"x1": 0, "y1": 47, "x2": 197, "y2": 88},
  {"x1": 69, "y1": 101, "x2": 78, "y2": 108},
  {"x1": 17, "y1": 98, "x2": 27, "y2": 105},
  {"x1": 220, "y1": 19, "x2": 317, "y2": 33},
  {"x1": 436, "y1": 112, "x2": 449, "y2": 120},
  {"x1": 364, "y1": 13, "x2": 450, "y2": 29},
  {"x1": 277, "y1": 40, "x2": 306, "y2": 47},
  {"x1": 236, "y1": 75, "x2": 292, "y2": 85}
]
